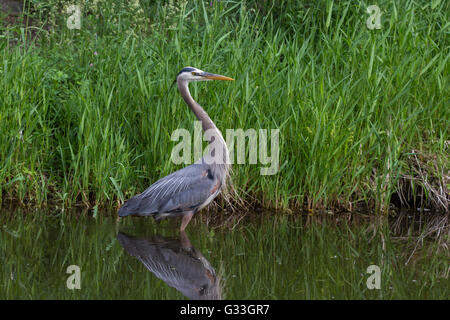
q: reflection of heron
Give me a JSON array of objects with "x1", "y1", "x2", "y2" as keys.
[
  {"x1": 117, "y1": 231, "x2": 221, "y2": 300},
  {"x1": 118, "y1": 67, "x2": 234, "y2": 231}
]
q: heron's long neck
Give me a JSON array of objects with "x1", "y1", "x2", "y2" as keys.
[
  {"x1": 178, "y1": 80, "x2": 230, "y2": 176},
  {"x1": 178, "y1": 81, "x2": 217, "y2": 133}
]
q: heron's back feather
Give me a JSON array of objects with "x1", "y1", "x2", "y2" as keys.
[{"x1": 118, "y1": 160, "x2": 219, "y2": 218}]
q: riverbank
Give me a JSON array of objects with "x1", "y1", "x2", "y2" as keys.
[{"x1": 0, "y1": 1, "x2": 448, "y2": 213}]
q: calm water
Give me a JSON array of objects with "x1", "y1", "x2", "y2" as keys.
[{"x1": 0, "y1": 209, "x2": 448, "y2": 299}]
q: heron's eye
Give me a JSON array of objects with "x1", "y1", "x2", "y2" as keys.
[{"x1": 192, "y1": 72, "x2": 199, "y2": 76}]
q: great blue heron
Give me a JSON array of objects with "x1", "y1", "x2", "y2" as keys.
[{"x1": 118, "y1": 67, "x2": 234, "y2": 231}]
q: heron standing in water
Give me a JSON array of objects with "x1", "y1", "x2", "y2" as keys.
[{"x1": 118, "y1": 67, "x2": 234, "y2": 231}]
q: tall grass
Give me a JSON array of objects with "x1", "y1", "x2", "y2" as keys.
[{"x1": 0, "y1": 0, "x2": 448, "y2": 212}]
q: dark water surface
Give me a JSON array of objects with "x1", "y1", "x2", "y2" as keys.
[{"x1": 0, "y1": 209, "x2": 448, "y2": 299}]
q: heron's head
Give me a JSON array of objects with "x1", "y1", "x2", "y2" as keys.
[{"x1": 176, "y1": 67, "x2": 234, "y2": 83}]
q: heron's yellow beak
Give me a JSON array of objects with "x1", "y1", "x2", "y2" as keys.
[{"x1": 201, "y1": 72, "x2": 234, "y2": 81}]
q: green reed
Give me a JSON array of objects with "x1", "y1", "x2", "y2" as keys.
[{"x1": 0, "y1": 0, "x2": 448, "y2": 212}]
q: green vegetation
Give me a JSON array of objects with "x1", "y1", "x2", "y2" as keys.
[{"x1": 0, "y1": 0, "x2": 448, "y2": 212}]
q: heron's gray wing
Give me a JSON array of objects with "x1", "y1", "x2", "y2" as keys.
[{"x1": 118, "y1": 161, "x2": 218, "y2": 216}]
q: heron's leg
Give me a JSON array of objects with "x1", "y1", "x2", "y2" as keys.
[
  {"x1": 180, "y1": 211, "x2": 194, "y2": 231},
  {"x1": 179, "y1": 230, "x2": 192, "y2": 248}
]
